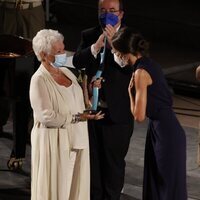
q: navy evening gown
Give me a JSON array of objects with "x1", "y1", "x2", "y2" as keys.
[{"x1": 133, "y1": 57, "x2": 187, "y2": 200}]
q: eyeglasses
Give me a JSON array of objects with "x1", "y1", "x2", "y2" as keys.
[{"x1": 100, "y1": 8, "x2": 120, "y2": 14}]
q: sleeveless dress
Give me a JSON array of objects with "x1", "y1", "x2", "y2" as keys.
[{"x1": 133, "y1": 57, "x2": 187, "y2": 200}]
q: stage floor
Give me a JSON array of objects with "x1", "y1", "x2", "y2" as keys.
[
  {"x1": 166, "y1": 66, "x2": 200, "y2": 98},
  {"x1": 0, "y1": 93, "x2": 200, "y2": 200}
]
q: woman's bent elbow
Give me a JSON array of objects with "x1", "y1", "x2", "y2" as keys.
[{"x1": 134, "y1": 115, "x2": 145, "y2": 122}]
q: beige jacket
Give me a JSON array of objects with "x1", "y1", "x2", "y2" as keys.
[{"x1": 29, "y1": 64, "x2": 88, "y2": 149}]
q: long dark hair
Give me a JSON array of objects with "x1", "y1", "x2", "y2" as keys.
[{"x1": 112, "y1": 27, "x2": 149, "y2": 57}]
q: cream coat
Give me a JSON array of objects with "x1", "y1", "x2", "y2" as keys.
[{"x1": 30, "y1": 65, "x2": 90, "y2": 200}]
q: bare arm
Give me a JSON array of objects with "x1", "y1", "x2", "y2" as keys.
[
  {"x1": 128, "y1": 72, "x2": 136, "y2": 116},
  {"x1": 128, "y1": 69, "x2": 152, "y2": 122},
  {"x1": 196, "y1": 65, "x2": 200, "y2": 81}
]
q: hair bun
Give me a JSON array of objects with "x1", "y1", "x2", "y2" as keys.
[{"x1": 138, "y1": 39, "x2": 149, "y2": 50}]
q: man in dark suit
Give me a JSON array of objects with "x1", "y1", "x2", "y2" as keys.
[{"x1": 73, "y1": 0, "x2": 134, "y2": 199}]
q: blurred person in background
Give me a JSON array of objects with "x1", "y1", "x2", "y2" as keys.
[{"x1": 0, "y1": 0, "x2": 45, "y2": 39}]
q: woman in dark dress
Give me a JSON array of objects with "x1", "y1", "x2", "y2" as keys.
[{"x1": 111, "y1": 27, "x2": 187, "y2": 200}]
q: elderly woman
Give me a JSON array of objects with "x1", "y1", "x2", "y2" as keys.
[{"x1": 30, "y1": 29, "x2": 104, "y2": 200}]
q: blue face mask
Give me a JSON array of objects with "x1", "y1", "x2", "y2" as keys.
[
  {"x1": 99, "y1": 12, "x2": 119, "y2": 28},
  {"x1": 51, "y1": 53, "x2": 67, "y2": 68}
]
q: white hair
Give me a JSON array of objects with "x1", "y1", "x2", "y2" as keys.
[{"x1": 32, "y1": 29, "x2": 64, "y2": 61}]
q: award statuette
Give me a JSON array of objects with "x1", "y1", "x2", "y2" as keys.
[
  {"x1": 91, "y1": 38, "x2": 107, "y2": 112},
  {"x1": 83, "y1": 38, "x2": 107, "y2": 114}
]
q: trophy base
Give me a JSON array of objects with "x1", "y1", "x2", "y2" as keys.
[{"x1": 84, "y1": 109, "x2": 98, "y2": 115}]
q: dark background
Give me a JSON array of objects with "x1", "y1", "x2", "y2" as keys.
[
  {"x1": 46, "y1": 0, "x2": 200, "y2": 97},
  {"x1": 50, "y1": 0, "x2": 200, "y2": 51}
]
